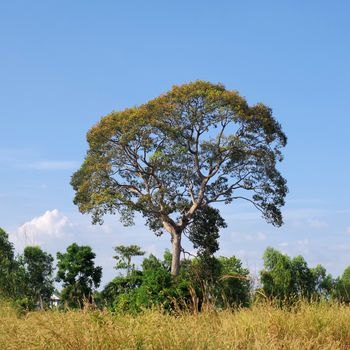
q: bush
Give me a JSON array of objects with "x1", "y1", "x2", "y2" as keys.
[
  {"x1": 101, "y1": 250, "x2": 251, "y2": 313},
  {"x1": 109, "y1": 253, "x2": 191, "y2": 313}
]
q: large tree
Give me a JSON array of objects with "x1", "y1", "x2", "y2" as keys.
[{"x1": 71, "y1": 81, "x2": 287, "y2": 276}]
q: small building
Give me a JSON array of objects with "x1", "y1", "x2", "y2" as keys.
[{"x1": 50, "y1": 294, "x2": 61, "y2": 308}]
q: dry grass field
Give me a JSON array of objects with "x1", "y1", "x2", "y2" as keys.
[{"x1": 1, "y1": 301, "x2": 350, "y2": 349}]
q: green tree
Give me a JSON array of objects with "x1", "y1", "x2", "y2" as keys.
[
  {"x1": 114, "y1": 253, "x2": 191, "y2": 313},
  {"x1": 101, "y1": 270, "x2": 143, "y2": 308},
  {"x1": 187, "y1": 255, "x2": 250, "y2": 309},
  {"x1": 56, "y1": 243, "x2": 102, "y2": 308},
  {"x1": 23, "y1": 246, "x2": 54, "y2": 309},
  {"x1": 183, "y1": 207, "x2": 228, "y2": 302},
  {"x1": 0, "y1": 228, "x2": 15, "y2": 297},
  {"x1": 333, "y1": 266, "x2": 350, "y2": 302},
  {"x1": 113, "y1": 245, "x2": 145, "y2": 276},
  {"x1": 101, "y1": 245, "x2": 145, "y2": 307},
  {"x1": 0, "y1": 228, "x2": 28, "y2": 300},
  {"x1": 71, "y1": 81, "x2": 288, "y2": 275},
  {"x1": 218, "y1": 256, "x2": 251, "y2": 307},
  {"x1": 187, "y1": 206, "x2": 226, "y2": 258},
  {"x1": 261, "y1": 247, "x2": 295, "y2": 302},
  {"x1": 103, "y1": 251, "x2": 190, "y2": 313},
  {"x1": 291, "y1": 255, "x2": 315, "y2": 299},
  {"x1": 260, "y1": 247, "x2": 331, "y2": 303},
  {"x1": 311, "y1": 264, "x2": 333, "y2": 298}
]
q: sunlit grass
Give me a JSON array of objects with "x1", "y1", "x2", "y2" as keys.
[{"x1": 1, "y1": 301, "x2": 350, "y2": 349}]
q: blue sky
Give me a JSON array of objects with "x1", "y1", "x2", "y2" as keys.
[{"x1": 1, "y1": 1, "x2": 349, "y2": 286}]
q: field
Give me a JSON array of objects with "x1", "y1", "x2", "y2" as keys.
[{"x1": 1, "y1": 302, "x2": 350, "y2": 350}]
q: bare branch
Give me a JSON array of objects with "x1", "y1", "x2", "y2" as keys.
[{"x1": 231, "y1": 196, "x2": 264, "y2": 213}]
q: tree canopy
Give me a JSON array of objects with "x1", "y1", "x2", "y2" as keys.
[
  {"x1": 0, "y1": 228, "x2": 16, "y2": 297},
  {"x1": 23, "y1": 246, "x2": 54, "y2": 309},
  {"x1": 56, "y1": 243, "x2": 102, "y2": 308},
  {"x1": 261, "y1": 247, "x2": 334, "y2": 303},
  {"x1": 187, "y1": 205, "x2": 226, "y2": 258},
  {"x1": 71, "y1": 81, "x2": 287, "y2": 275},
  {"x1": 114, "y1": 245, "x2": 145, "y2": 276}
]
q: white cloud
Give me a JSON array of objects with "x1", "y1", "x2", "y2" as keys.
[
  {"x1": 297, "y1": 239, "x2": 309, "y2": 246},
  {"x1": 331, "y1": 244, "x2": 350, "y2": 253},
  {"x1": 17, "y1": 209, "x2": 69, "y2": 243},
  {"x1": 0, "y1": 148, "x2": 79, "y2": 171},
  {"x1": 345, "y1": 227, "x2": 350, "y2": 235},
  {"x1": 296, "y1": 239, "x2": 310, "y2": 254},
  {"x1": 236, "y1": 249, "x2": 249, "y2": 258},
  {"x1": 26, "y1": 161, "x2": 79, "y2": 170},
  {"x1": 231, "y1": 231, "x2": 267, "y2": 242},
  {"x1": 279, "y1": 242, "x2": 289, "y2": 247},
  {"x1": 0, "y1": 148, "x2": 33, "y2": 162},
  {"x1": 256, "y1": 232, "x2": 267, "y2": 241},
  {"x1": 307, "y1": 219, "x2": 328, "y2": 229},
  {"x1": 284, "y1": 209, "x2": 329, "y2": 230},
  {"x1": 287, "y1": 198, "x2": 326, "y2": 205},
  {"x1": 234, "y1": 249, "x2": 260, "y2": 268},
  {"x1": 283, "y1": 208, "x2": 323, "y2": 220}
]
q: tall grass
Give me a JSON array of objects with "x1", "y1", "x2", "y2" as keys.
[{"x1": 1, "y1": 300, "x2": 350, "y2": 349}]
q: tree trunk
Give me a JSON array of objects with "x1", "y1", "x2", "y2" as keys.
[
  {"x1": 39, "y1": 294, "x2": 43, "y2": 310},
  {"x1": 161, "y1": 219, "x2": 183, "y2": 276},
  {"x1": 171, "y1": 233, "x2": 182, "y2": 276}
]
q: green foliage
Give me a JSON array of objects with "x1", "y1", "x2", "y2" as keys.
[
  {"x1": 0, "y1": 228, "x2": 16, "y2": 297},
  {"x1": 117, "y1": 255, "x2": 173, "y2": 313},
  {"x1": 101, "y1": 270, "x2": 143, "y2": 307},
  {"x1": 102, "y1": 249, "x2": 250, "y2": 313},
  {"x1": 186, "y1": 255, "x2": 251, "y2": 309},
  {"x1": 72, "y1": 80, "x2": 287, "y2": 227},
  {"x1": 187, "y1": 206, "x2": 226, "y2": 257},
  {"x1": 0, "y1": 229, "x2": 56, "y2": 311},
  {"x1": 291, "y1": 255, "x2": 315, "y2": 299},
  {"x1": 217, "y1": 256, "x2": 251, "y2": 307},
  {"x1": 261, "y1": 247, "x2": 294, "y2": 301},
  {"x1": 113, "y1": 245, "x2": 145, "y2": 275},
  {"x1": 0, "y1": 228, "x2": 14, "y2": 264},
  {"x1": 102, "y1": 252, "x2": 191, "y2": 313},
  {"x1": 56, "y1": 243, "x2": 102, "y2": 308},
  {"x1": 332, "y1": 266, "x2": 350, "y2": 302},
  {"x1": 22, "y1": 246, "x2": 54, "y2": 309},
  {"x1": 261, "y1": 247, "x2": 335, "y2": 304},
  {"x1": 311, "y1": 264, "x2": 333, "y2": 298},
  {"x1": 0, "y1": 228, "x2": 29, "y2": 302}
]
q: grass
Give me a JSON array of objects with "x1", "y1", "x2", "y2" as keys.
[{"x1": 1, "y1": 301, "x2": 350, "y2": 349}]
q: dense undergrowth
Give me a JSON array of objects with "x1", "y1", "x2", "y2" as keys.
[{"x1": 1, "y1": 300, "x2": 350, "y2": 349}]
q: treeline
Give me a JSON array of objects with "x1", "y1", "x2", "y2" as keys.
[
  {"x1": 99, "y1": 245, "x2": 350, "y2": 312},
  {"x1": 0, "y1": 228, "x2": 101, "y2": 310},
  {"x1": 1, "y1": 227, "x2": 350, "y2": 312}
]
